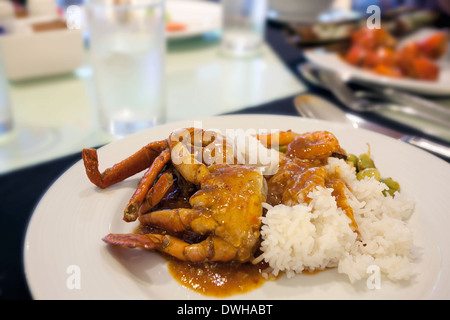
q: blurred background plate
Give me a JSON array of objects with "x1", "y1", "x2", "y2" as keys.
[
  {"x1": 304, "y1": 27, "x2": 450, "y2": 97},
  {"x1": 166, "y1": 0, "x2": 222, "y2": 40},
  {"x1": 267, "y1": 0, "x2": 361, "y2": 24}
]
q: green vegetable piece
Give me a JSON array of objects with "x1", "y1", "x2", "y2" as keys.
[
  {"x1": 383, "y1": 188, "x2": 397, "y2": 197},
  {"x1": 358, "y1": 153, "x2": 375, "y2": 170},
  {"x1": 278, "y1": 145, "x2": 287, "y2": 153},
  {"x1": 357, "y1": 153, "x2": 375, "y2": 171},
  {"x1": 347, "y1": 154, "x2": 358, "y2": 169},
  {"x1": 381, "y1": 177, "x2": 400, "y2": 191},
  {"x1": 357, "y1": 168, "x2": 380, "y2": 181}
]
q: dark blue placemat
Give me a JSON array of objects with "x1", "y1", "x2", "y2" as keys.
[{"x1": 1, "y1": 152, "x2": 82, "y2": 300}]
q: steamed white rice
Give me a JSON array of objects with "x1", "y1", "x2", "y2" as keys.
[{"x1": 257, "y1": 157, "x2": 415, "y2": 283}]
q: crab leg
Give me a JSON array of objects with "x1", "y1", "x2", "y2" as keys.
[
  {"x1": 184, "y1": 236, "x2": 237, "y2": 262},
  {"x1": 169, "y1": 139, "x2": 210, "y2": 185},
  {"x1": 103, "y1": 233, "x2": 237, "y2": 262},
  {"x1": 123, "y1": 149, "x2": 171, "y2": 222},
  {"x1": 102, "y1": 233, "x2": 159, "y2": 250},
  {"x1": 168, "y1": 128, "x2": 211, "y2": 185},
  {"x1": 82, "y1": 139, "x2": 169, "y2": 189},
  {"x1": 139, "y1": 208, "x2": 219, "y2": 234},
  {"x1": 137, "y1": 171, "x2": 174, "y2": 217}
]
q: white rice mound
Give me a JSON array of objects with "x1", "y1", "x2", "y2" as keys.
[{"x1": 257, "y1": 157, "x2": 415, "y2": 283}]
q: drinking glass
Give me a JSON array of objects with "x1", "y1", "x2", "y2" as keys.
[
  {"x1": 85, "y1": 0, "x2": 166, "y2": 137},
  {"x1": 220, "y1": 0, "x2": 268, "y2": 57}
]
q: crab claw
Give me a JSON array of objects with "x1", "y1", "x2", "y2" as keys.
[
  {"x1": 102, "y1": 233, "x2": 158, "y2": 250},
  {"x1": 123, "y1": 149, "x2": 172, "y2": 222},
  {"x1": 102, "y1": 233, "x2": 237, "y2": 262},
  {"x1": 82, "y1": 139, "x2": 169, "y2": 189}
]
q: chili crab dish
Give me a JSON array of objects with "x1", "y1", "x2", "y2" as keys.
[
  {"x1": 343, "y1": 27, "x2": 448, "y2": 81},
  {"x1": 82, "y1": 127, "x2": 415, "y2": 296}
]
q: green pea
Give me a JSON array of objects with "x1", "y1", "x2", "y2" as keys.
[
  {"x1": 278, "y1": 145, "x2": 287, "y2": 153},
  {"x1": 357, "y1": 168, "x2": 381, "y2": 181},
  {"x1": 347, "y1": 154, "x2": 358, "y2": 169},
  {"x1": 381, "y1": 177, "x2": 400, "y2": 191},
  {"x1": 357, "y1": 153, "x2": 376, "y2": 171},
  {"x1": 383, "y1": 188, "x2": 397, "y2": 197}
]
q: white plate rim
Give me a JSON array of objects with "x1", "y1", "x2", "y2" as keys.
[{"x1": 23, "y1": 114, "x2": 450, "y2": 300}]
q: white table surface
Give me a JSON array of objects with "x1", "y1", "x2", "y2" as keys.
[{"x1": 0, "y1": 35, "x2": 306, "y2": 174}]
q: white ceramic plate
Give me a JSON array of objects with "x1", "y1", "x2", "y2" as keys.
[
  {"x1": 304, "y1": 29, "x2": 450, "y2": 96},
  {"x1": 304, "y1": 49, "x2": 450, "y2": 96},
  {"x1": 24, "y1": 115, "x2": 450, "y2": 299},
  {"x1": 166, "y1": 0, "x2": 221, "y2": 40}
]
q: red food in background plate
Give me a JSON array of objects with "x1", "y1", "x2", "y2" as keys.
[
  {"x1": 343, "y1": 27, "x2": 447, "y2": 81},
  {"x1": 419, "y1": 32, "x2": 448, "y2": 60},
  {"x1": 166, "y1": 21, "x2": 187, "y2": 32},
  {"x1": 412, "y1": 57, "x2": 440, "y2": 80}
]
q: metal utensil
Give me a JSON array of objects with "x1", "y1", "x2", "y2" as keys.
[
  {"x1": 294, "y1": 93, "x2": 450, "y2": 160},
  {"x1": 299, "y1": 63, "x2": 450, "y2": 128},
  {"x1": 300, "y1": 62, "x2": 450, "y2": 117}
]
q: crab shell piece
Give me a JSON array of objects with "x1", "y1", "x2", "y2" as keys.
[{"x1": 103, "y1": 164, "x2": 266, "y2": 263}]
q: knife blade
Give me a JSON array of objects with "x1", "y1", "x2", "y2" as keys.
[
  {"x1": 294, "y1": 94, "x2": 450, "y2": 160},
  {"x1": 361, "y1": 84, "x2": 450, "y2": 117}
]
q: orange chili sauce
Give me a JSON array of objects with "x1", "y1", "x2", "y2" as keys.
[
  {"x1": 135, "y1": 224, "x2": 330, "y2": 297},
  {"x1": 134, "y1": 224, "x2": 272, "y2": 297},
  {"x1": 166, "y1": 258, "x2": 270, "y2": 297},
  {"x1": 166, "y1": 258, "x2": 329, "y2": 297}
]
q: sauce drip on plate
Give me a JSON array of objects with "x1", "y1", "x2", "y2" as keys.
[{"x1": 166, "y1": 257, "x2": 268, "y2": 297}]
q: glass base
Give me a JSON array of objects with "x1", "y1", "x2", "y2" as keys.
[
  {"x1": 102, "y1": 118, "x2": 164, "y2": 138},
  {"x1": 220, "y1": 31, "x2": 263, "y2": 58}
]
